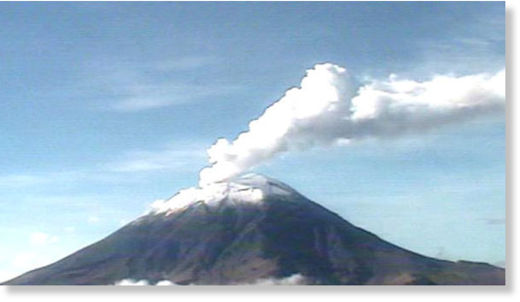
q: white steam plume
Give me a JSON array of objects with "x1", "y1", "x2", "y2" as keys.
[{"x1": 199, "y1": 63, "x2": 504, "y2": 186}]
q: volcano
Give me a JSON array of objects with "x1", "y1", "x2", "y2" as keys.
[{"x1": 3, "y1": 174, "x2": 505, "y2": 285}]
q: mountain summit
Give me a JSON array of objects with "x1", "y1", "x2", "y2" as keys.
[
  {"x1": 148, "y1": 173, "x2": 297, "y2": 215},
  {"x1": 4, "y1": 174, "x2": 505, "y2": 285}
]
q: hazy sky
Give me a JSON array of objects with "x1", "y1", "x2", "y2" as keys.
[{"x1": 0, "y1": 1, "x2": 505, "y2": 281}]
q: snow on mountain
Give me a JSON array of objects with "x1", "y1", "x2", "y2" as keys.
[{"x1": 149, "y1": 173, "x2": 294, "y2": 215}]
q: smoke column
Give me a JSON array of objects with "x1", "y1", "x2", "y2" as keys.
[{"x1": 199, "y1": 63, "x2": 504, "y2": 186}]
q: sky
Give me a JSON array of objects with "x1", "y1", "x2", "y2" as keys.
[{"x1": 0, "y1": 1, "x2": 505, "y2": 282}]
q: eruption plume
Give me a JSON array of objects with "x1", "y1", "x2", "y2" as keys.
[{"x1": 199, "y1": 63, "x2": 504, "y2": 186}]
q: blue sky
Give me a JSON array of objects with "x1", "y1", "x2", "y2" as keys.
[{"x1": 0, "y1": 2, "x2": 505, "y2": 281}]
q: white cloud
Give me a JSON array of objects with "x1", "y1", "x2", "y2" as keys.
[
  {"x1": 249, "y1": 274, "x2": 306, "y2": 285},
  {"x1": 87, "y1": 216, "x2": 100, "y2": 224},
  {"x1": 90, "y1": 57, "x2": 239, "y2": 112},
  {"x1": 0, "y1": 174, "x2": 47, "y2": 187},
  {"x1": 199, "y1": 63, "x2": 504, "y2": 186},
  {"x1": 110, "y1": 83, "x2": 240, "y2": 112},
  {"x1": 0, "y1": 143, "x2": 205, "y2": 192},
  {"x1": 111, "y1": 97, "x2": 177, "y2": 112},
  {"x1": 29, "y1": 232, "x2": 59, "y2": 245},
  {"x1": 11, "y1": 252, "x2": 52, "y2": 270},
  {"x1": 114, "y1": 279, "x2": 178, "y2": 286},
  {"x1": 114, "y1": 275, "x2": 305, "y2": 286},
  {"x1": 151, "y1": 56, "x2": 218, "y2": 71},
  {"x1": 64, "y1": 226, "x2": 76, "y2": 233},
  {"x1": 0, "y1": 171, "x2": 87, "y2": 188},
  {"x1": 105, "y1": 145, "x2": 205, "y2": 173},
  {"x1": 155, "y1": 280, "x2": 176, "y2": 286},
  {"x1": 115, "y1": 279, "x2": 150, "y2": 286}
]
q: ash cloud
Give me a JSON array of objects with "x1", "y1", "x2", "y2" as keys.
[{"x1": 199, "y1": 63, "x2": 504, "y2": 186}]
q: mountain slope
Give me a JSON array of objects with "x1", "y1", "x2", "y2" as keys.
[{"x1": 4, "y1": 174, "x2": 505, "y2": 285}]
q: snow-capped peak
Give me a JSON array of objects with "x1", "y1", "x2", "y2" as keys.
[{"x1": 149, "y1": 173, "x2": 295, "y2": 215}]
